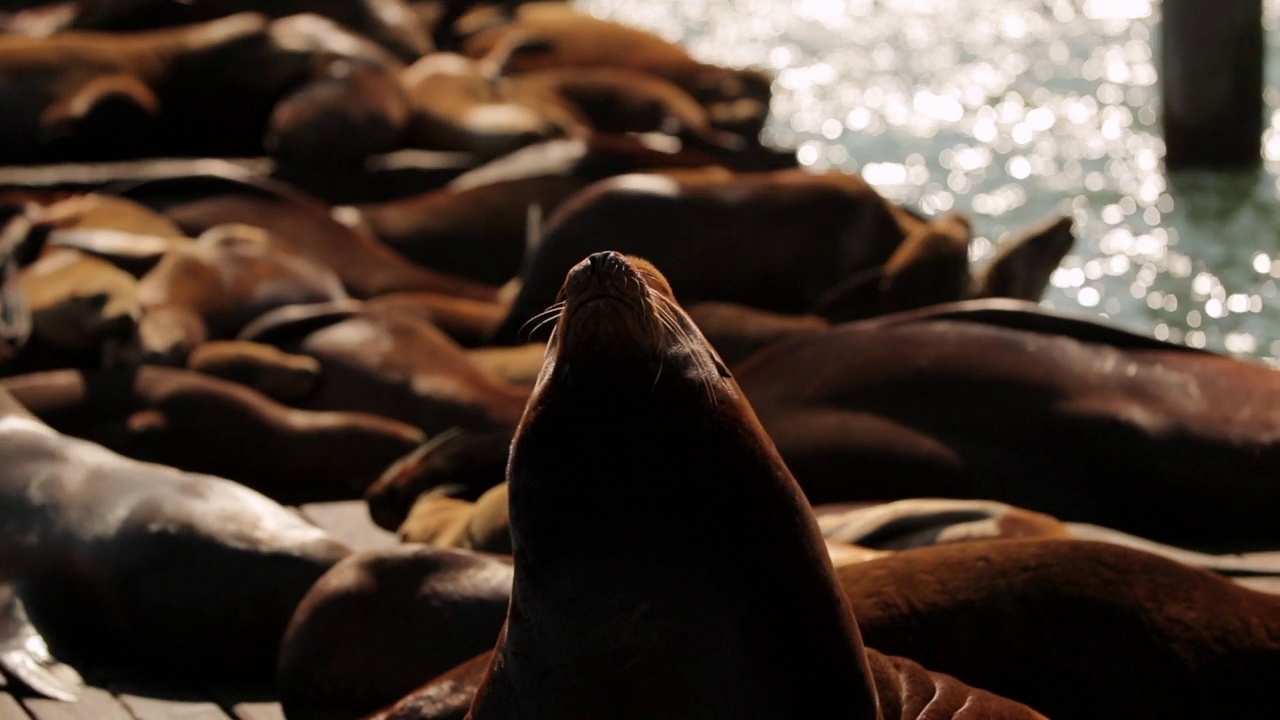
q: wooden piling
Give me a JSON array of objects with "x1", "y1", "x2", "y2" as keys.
[{"x1": 1160, "y1": 0, "x2": 1264, "y2": 170}]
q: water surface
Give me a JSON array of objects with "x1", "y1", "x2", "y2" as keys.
[{"x1": 578, "y1": 0, "x2": 1280, "y2": 363}]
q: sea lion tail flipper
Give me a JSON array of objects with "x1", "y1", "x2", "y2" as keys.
[
  {"x1": 38, "y1": 74, "x2": 161, "y2": 141},
  {"x1": 0, "y1": 589, "x2": 84, "y2": 702},
  {"x1": 479, "y1": 32, "x2": 557, "y2": 82}
]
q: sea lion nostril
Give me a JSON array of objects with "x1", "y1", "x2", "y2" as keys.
[{"x1": 587, "y1": 252, "x2": 616, "y2": 275}]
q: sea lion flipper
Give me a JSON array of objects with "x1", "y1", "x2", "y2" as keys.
[
  {"x1": 0, "y1": 589, "x2": 84, "y2": 702},
  {"x1": 39, "y1": 74, "x2": 160, "y2": 141},
  {"x1": 975, "y1": 214, "x2": 1075, "y2": 301}
]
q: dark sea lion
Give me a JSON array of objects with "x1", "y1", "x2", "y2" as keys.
[
  {"x1": 118, "y1": 174, "x2": 501, "y2": 300},
  {"x1": 974, "y1": 214, "x2": 1076, "y2": 301},
  {"x1": 464, "y1": 251, "x2": 1042, "y2": 718},
  {"x1": 490, "y1": 169, "x2": 908, "y2": 344},
  {"x1": 4, "y1": 247, "x2": 139, "y2": 369},
  {"x1": 459, "y1": 2, "x2": 775, "y2": 139},
  {"x1": 813, "y1": 498, "x2": 1072, "y2": 550},
  {"x1": 353, "y1": 135, "x2": 732, "y2": 286},
  {"x1": 686, "y1": 301, "x2": 829, "y2": 368},
  {"x1": 839, "y1": 538, "x2": 1280, "y2": 719},
  {"x1": 186, "y1": 339, "x2": 322, "y2": 402},
  {"x1": 365, "y1": 291, "x2": 508, "y2": 348},
  {"x1": 1, "y1": 366, "x2": 426, "y2": 503},
  {"x1": 244, "y1": 306, "x2": 528, "y2": 434},
  {"x1": 0, "y1": 387, "x2": 351, "y2": 685},
  {"x1": 365, "y1": 427, "x2": 514, "y2": 530},
  {"x1": 397, "y1": 480, "x2": 511, "y2": 552},
  {"x1": 135, "y1": 223, "x2": 348, "y2": 363},
  {"x1": 69, "y1": 0, "x2": 431, "y2": 62},
  {"x1": 811, "y1": 212, "x2": 973, "y2": 323},
  {"x1": 734, "y1": 301, "x2": 1280, "y2": 550},
  {"x1": 278, "y1": 546, "x2": 513, "y2": 720}
]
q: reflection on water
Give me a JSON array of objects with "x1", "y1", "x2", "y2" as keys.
[{"x1": 577, "y1": 0, "x2": 1280, "y2": 364}]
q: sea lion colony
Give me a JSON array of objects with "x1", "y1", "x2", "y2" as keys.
[{"x1": 0, "y1": 2, "x2": 1277, "y2": 719}]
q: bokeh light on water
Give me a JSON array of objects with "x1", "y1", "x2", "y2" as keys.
[{"x1": 577, "y1": 0, "x2": 1280, "y2": 364}]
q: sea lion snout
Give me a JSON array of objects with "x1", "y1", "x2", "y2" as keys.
[{"x1": 586, "y1": 250, "x2": 623, "y2": 277}]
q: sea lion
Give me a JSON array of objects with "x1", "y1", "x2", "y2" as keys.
[
  {"x1": 0, "y1": 583, "x2": 83, "y2": 701},
  {"x1": 489, "y1": 169, "x2": 908, "y2": 344},
  {"x1": 0, "y1": 13, "x2": 413, "y2": 163},
  {"x1": 278, "y1": 545, "x2": 513, "y2": 720},
  {"x1": 840, "y1": 539, "x2": 1280, "y2": 719},
  {"x1": 463, "y1": 251, "x2": 1042, "y2": 718},
  {"x1": 366, "y1": 651, "x2": 491, "y2": 720},
  {"x1": 4, "y1": 247, "x2": 140, "y2": 370},
  {"x1": 352, "y1": 135, "x2": 734, "y2": 286},
  {"x1": 1, "y1": 365, "x2": 427, "y2": 503},
  {"x1": 811, "y1": 212, "x2": 973, "y2": 323},
  {"x1": 397, "y1": 480, "x2": 511, "y2": 552},
  {"x1": 734, "y1": 299, "x2": 1280, "y2": 550},
  {"x1": 365, "y1": 427, "x2": 514, "y2": 530},
  {"x1": 365, "y1": 292, "x2": 508, "y2": 348},
  {"x1": 974, "y1": 215, "x2": 1076, "y2": 301},
  {"x1": 464, "y1": 342, "x2": 545, "y2": 386},
  {"x1": 459, "y1": 2, "x2": 775, "y2": 139},
  {"x1": 0, "y1": 387, "x2": 351, "y2": 684},
  {"x1": 813, "y1": 498, "x2": 1072, "y2": 550},
  {"x1": 241, "y1": 306, "x2": 528, "y2": 435},
  {"x1": 68, "y1": 0, "x2": 432, "y2": 62},
  {"x1": 686, "y1": 301, "x2": 829, "y2": 368},
  {"x1": 117, "y1": 174, "x2": 501, "y2": 300},
  {"x1": 186, "y1": 339, "x2": 322, "y2": 402},
  {"x1": 135, "y1": 223, "x2": 348, "y2": 364}
]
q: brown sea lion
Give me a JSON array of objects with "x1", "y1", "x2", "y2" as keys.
[
  {"x1": 365, "y1": 291, "x2": 508, "y2": 348},
  {"x1": 840, "y1": 538, "x2": 1280, "y2": 719},
  {"x1": 135, "y1": 223, "x2": 348, "y2": 363},
  {"x1": 463, "y1": 251, "x2": 1042, "y2": 718},
  {"x1": 366, "y1": 651, "x2": 491, "y2": 720},
  {"x1": 0, "y1": 13, "x2": 412, "y2": 163},
  {"x1": 352, "y1": 135, "x2": 734, "y2": 286},
  {"x1": 68, "y1": 0, "x2": 432, "y2": 62},
  {"x1": 464, "y1": 341, "x2": 545, "y2": 386},
  {"x1": 1, "y1": 365, "x2": 426, "y2": 503},
  {"x1": 278, "y1": 545, "x2": 513, "y2": 720},
  {"x1": 240, "y1": 305, "x2": 527, "y2": 435},
  {"x1": 811, "y1": 212, "x2": 973, "y2": 323},
  {"x1": 9, "y1": 193, "x2": 190, "y2": 276},
  {"x1": 489, "y1": 169, "x2": 908, "y2": 344},
  {"x1": 186, "y1": 339, "x2": 322, "y2": 402},
  {"x1": 686, "y1": 301, "x2": 829, "y2": 368},
  {"x1": 974, "y1": 215, "x2": 1076, "y2": 301},
  {"x1": 4, "y1": 247, "x2": 139, "y2": 369},
  {"x1": 117, "y1": 174, "x2": 501, "y2": 300},
  {"x1": 364, "y1": 427, "x2": 514, "y2": 530},
  {"x1": 459, "y1": 2, "x2": 775, "y2": 139},
  {"x1": 0, "y1": 387, "x2": 351, "y2": 685},
  {"x1": 735, "y1": 298, "x2": 1280, "y2": 550}
]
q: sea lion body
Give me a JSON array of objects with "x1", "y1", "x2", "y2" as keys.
[
  {"x1": 686, "y1": 301, "x2": 829, "y2": 368},
  {"x1": 278, "y1": 546, "x2": 513, "y2": 720},
  {"x1": 736, "y1": 301, "x2": 1280, "y2": 549},
  {"x1": 186, "y1": 339, "x2": 322, "y2": 402},
  {"x1": 490, "y1": 169, "x2": 907, "y2": 344},
  {"x1": 0, "y1": 390, "x2": 350, "y2": 682}
]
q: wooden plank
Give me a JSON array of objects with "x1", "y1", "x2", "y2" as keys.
[
  {"x1": 21, "y1": 685, "x2": 133, "y2": 720},
  {"x1": 0, "y1": 693, "x2": 32, "y2": 720},
  {"x1": 208, "y1": 686, "x2": 284, "y2": 720},
  {"x1": 114, "y1": 691, "x2": 231, "y2": 720},
  {"x1": 299, "y1": 501, "x2": 398, "y2": 552}
]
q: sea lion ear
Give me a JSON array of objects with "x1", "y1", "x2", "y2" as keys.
[
  {"x1": 38, "y1": 74, "x2": 160, "y2": 141},
  {"x1": 714, "y1": 357, "x2": 732, "y2": 379}
]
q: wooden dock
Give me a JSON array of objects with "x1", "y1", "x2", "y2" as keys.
[{"x1": 0, "y1": 501, "x2": 398, "y2": 720}]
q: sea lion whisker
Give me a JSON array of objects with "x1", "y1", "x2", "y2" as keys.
[{"x1": 519, "y1": 302, "x2": 566, "y2": 339}]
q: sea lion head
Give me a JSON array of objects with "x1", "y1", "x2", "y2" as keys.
[{"x1": 535, "y1": 251, "x2": 731, "y2": 398}]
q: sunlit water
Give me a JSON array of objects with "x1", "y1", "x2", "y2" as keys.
[{"x1": 576, "y1": 0, "x2": 1280, "y2": 364}]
